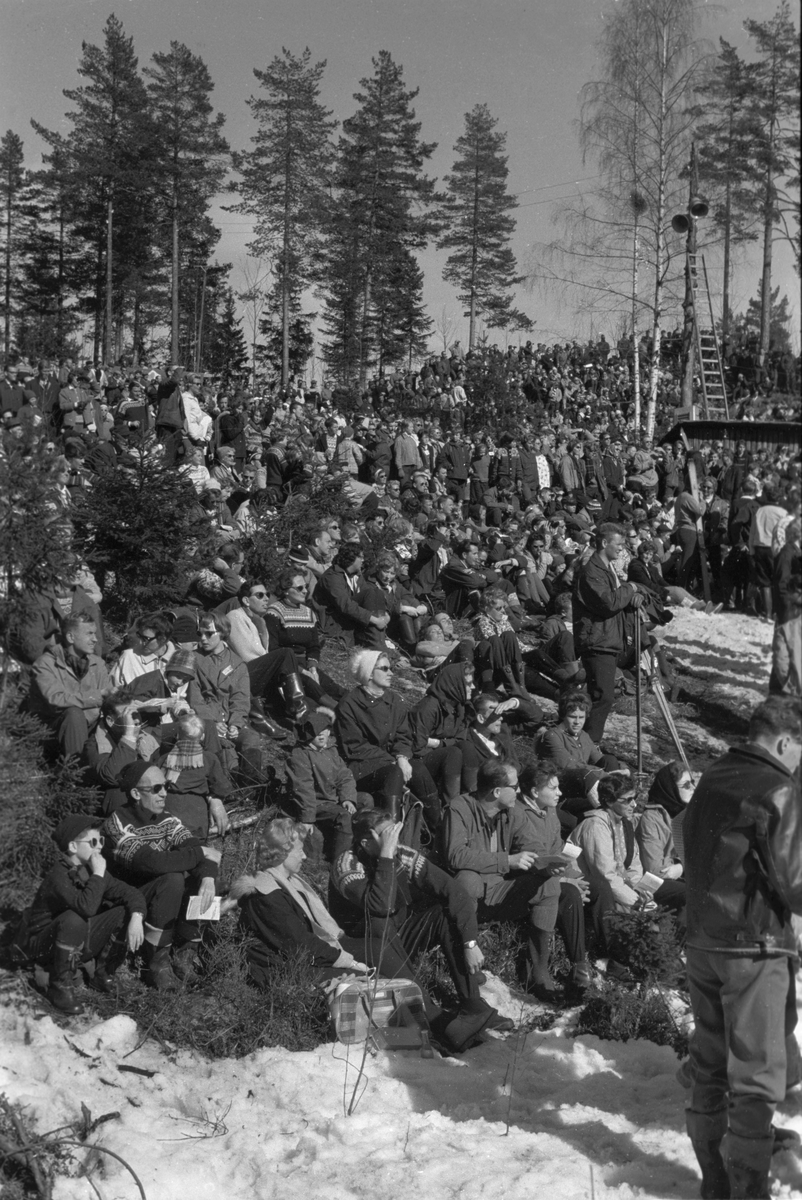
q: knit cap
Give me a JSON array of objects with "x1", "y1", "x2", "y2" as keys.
[{"x1": 166, "y1": 649, "x2": 196, "y2": 678}]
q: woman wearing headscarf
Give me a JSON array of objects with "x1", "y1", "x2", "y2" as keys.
[
  {"x1": 410, "y1": 662, "x2": 474, "y2": 802},
  {"x1": 637, "y1": 761, "x2": 697, "y2": 885}
]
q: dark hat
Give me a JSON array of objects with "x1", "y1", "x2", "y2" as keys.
[
  {"x1": 170, "y1": 617, "x2": 199, "y2": 645},
  {"x1": 288, "y1": 544, "x2": 308, "y2": 565},
  {"x1": 300, "y1": 710, "x2": 333, "y2": 742},
  {"x1": 120, "y1": 760, "x2": 157, "y2": 793},
  {"x1": 54, "y1": 813, "x2": 102, "y2": 852},
  {"x1": 342, "y1": 426, "x2": 354, "y2": 437},
  {"x1": 166, "y1": 648, "x2": 196, "y2": 678}
]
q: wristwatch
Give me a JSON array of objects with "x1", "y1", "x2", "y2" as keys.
[{"x1": 464, "y1": 940, "x2": 478, "y2": 949}]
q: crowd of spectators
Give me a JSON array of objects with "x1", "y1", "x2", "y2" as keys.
[{"x1": 4, "y1": 334, "x2": 800, "y2": 1059}]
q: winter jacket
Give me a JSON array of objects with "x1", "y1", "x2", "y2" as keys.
[
  {"x1": 568, "y1": 809, "x2": 643, "y2": 914},
  {"x1": 287, "y1": 744, "x2": 358, "y2": 823},
  {"x1": 538, "y1": 724, "x2": 605, "y2": 778},
  {"x1": 191, "y1": 646, "x2": 251, "y2": 728},
  {"x1": 29, "y1": 644, "x2": 111, "y2": 725},
  {"x1": 26, "y1": 855, "x2": 146, "y2": 938},
  {"x1": 573, "y1": 551, "x2": 639, "y2": 657},
  {"x1": 683, "y1": 742, "x2": 802, "y2": 957},
  {"x1": 409, "y1": 663, "x2": 470, "y2": 752},
  {"x1": 443, "y1": 795, "x2": 540, "y2": 893},
  {"x1": 335, "y1": 687, "x2": 414, "y2": 770},
  {"x1": 316, "y1": 566, "x2": 381, "y2": 645},
  {"x1": 635, "y1": 805, "x2": 677, "y2": 876}
]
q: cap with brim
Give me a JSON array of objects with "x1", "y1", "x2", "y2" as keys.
[{"x1": 54, "y1": 813, "x2": 102, "y2": 852}]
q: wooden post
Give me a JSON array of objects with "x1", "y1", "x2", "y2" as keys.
[{"x1": 681, "y1": 430, "x2": 711, "y2": 603}]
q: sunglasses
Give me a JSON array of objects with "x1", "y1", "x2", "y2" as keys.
[
  {"x1": 138, "y1": 784, "x2": 168, "y2": 794},
  {"x1": 76, "y1": 834, "x2": 104, "y2": 848},
  {"x1": 250, "y1": 591, "x2": 268, "y2": 598}
]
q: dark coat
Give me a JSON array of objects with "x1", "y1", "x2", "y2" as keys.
[
  {"x1": 684, "y1": 743, "x2": 802, "y2": 956},
  {"x1": 573, "y1": 551, "x2": 638, "y2": 656}
]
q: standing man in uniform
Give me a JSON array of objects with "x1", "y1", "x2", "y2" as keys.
[{"x1": 683, "y1": 696, "x2": 802, "y2": 1199}]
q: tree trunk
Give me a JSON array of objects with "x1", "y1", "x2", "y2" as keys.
[
  {"x1": 721, "y1": 176, "x2": 732, "y2": 356},
  {"x1": 632, "y1": 214, "x2": 641, "y2": 432},
  {"x1": 104, "y1": 198, "x2": 113, "y2": 365},
  {"x1": 4, "y1": 187, "x2": 11, "y2": 360},
  {"x1": 171, "y1": 180, "x2": 180, "y2": 366},
  {"x1": 758, "y1": 158, "x2": 773, "y2": 366}
]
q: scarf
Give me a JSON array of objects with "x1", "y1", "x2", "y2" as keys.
[
  {"x1": 162, "y1": 737, "x2": 204, "y2": 783},
  {"x1": 254, "y1": 868, "x2": 343, "y2": 947}
]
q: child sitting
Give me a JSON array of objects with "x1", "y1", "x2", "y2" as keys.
[{"x1": 286, "y1": 710, "x2": 373, "y2": 861}]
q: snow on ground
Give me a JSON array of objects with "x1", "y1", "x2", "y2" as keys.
[
  {"x1": 2, "y1": 973, "x2": 801, "y2": 1200},
  {"x1": 602, "y1": 608, "x2": 774, "y2": 778},
  {"x1": 2, "y1": 608, "x2": 797, "y2": 1200}
]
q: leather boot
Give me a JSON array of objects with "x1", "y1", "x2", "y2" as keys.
[
  {"x1": 90, "y1": 935, "x2": 128, "y2": 993},
  {"x1": 686, "y1": 1109, "x2": 730, "y2": 1199},
  {"x1": 282, "y1": 673, "x2": 308, "y2": 720},
  {"x1": 397, "y1": 614, "x2": 418, "y2": 653},
  {"x1": 722, "y1": 1132, "x2": 773, "y2": 1199},
  {"x1": 142, "y1": 941, "x2": 178, "y2": 991},
  {"x1": 249, "y1": 696, "x2": 289, "y2": 739},
  {"x1": 47, "y1": 943, "x2": 84, "y2": 1014}
]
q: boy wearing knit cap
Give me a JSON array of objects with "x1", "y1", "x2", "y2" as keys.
[
  {"x1": 286, "y1": 710, "x2": 373, "y2": 862},
  {"x1": 16, "y1": 813, "x2": 147, "y2": 1014}
]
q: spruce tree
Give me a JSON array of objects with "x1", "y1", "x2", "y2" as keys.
[
  {"x1": 234, "y1": 49, "x2": 336, "y2": 386},
  {"x1": 742, "y1": 0, "x2": 800, "y2": 363},
  {"x1": 322, "y1": 51, "x2": 437, "y2": 387},
  {"x1": 206, "y1": 286, "x2": 250, "y2": 384},
  {"x1": 59, "y1": 15, "x2": 155, "y2": 362},
  {"x1": 144, "y1": 42, "x2": 229, "y2": 365},
  {"x1": 691, "y1": 41, "x2": 759, "y2": 352},
  {"x1": 437, "y1": 104, "x2": 531, "y2": 349},
  {"x1": 0, "y1": 131, "x2": 25, "y2": 359}
]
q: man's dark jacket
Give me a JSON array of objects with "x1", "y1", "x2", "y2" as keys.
[
  {"x1": 573, "y1": 551, "x2": 638, "y2": 656},
  {"x1": 683, "y1": 742, "x2": 802, "y2": 957}
]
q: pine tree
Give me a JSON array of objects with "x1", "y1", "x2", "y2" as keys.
[
  {"x1": 322, "y1": 51, "x2": 437, "y2": 387},
  {"x1": 742, "y1": 0, "x2": 800, "y2": 363},
  {"x1": 234, "y1": 49, "x2": 336, "y2": 386},
  {"x1": 437, "y1": 104, "x2": 531, "y2": 349},
  {"x1": 0, "y1": 131, "x2": 25, "y2": 359},
  {"x1": 144, "y1": 42, "x2": 229, "y2": 365},
  {"x1": 59, "y1": 15, "x2": 155, "y2": 362},
  {"x1": 206, "y1": 286, "x2": 250, "y2": 384},
  {"x1": 693, "y1": 40, "x2": 760, "y2": 351}
]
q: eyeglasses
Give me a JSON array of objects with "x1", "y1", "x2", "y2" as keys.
[
  {"x1": 250, "y1": 591, "x2": 268, "y2": 599},
  {"x1": 138, "y1": 784, "x2": 167, "y2": 794},
  {"x1": 76, "y1": 834, "x2": 104, "y2": 848}
]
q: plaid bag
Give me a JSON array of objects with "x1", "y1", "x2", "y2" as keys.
[{"x1": 327, "y1": 976, "x2": 428, "y2": 1049}]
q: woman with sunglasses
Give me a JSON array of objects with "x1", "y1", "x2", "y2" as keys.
[{"x1": 335, "y1": 649, "x2": 441, "y2": 831}]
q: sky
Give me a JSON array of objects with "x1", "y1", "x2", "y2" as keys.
[{"x1": 1, "y1": 0, "x2": 798, "y2": 362}]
